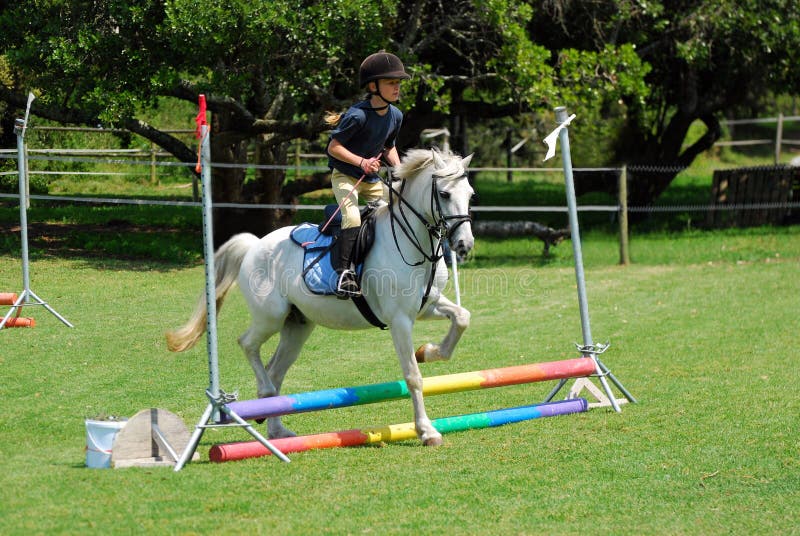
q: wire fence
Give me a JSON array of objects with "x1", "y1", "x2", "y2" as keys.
[
  {"x1": 2, "y1": 140, "x2": 798, "y2": 270},
  {"x1": 1, "y1": 154, "x2": 798, "y2": 215},
  {"x1": 1, "y1": 122, "x2": 799, "y2": 218}
]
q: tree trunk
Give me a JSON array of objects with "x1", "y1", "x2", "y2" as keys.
[
  {"x1": 575, "y1": 110, "x2": 721, "y2": 212},
  {"x1": 397, "y1": 89, "x2": 445, "y2": 152},
  {"x1": 210, "y1": 111, "x2": 250, "y2": 247},
  {"x1": 472, "y1": 220, "x2": 570, "y2": 256},
  {"x1": 245, "y1": 135, "x2": 295, "y2": 234},
  {"x1": 0, "y1": 107, "x2": 16, "y2": 150},
  {"x1": 209, "y1": 112, "x2": 296, "y2": 247}
]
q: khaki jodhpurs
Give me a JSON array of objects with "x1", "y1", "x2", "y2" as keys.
[{"x1": 330, "y1": 169, "x2": 385, "y2": 229}]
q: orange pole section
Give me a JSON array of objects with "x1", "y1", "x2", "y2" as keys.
[{"x1": 0, "y1": 293, "x2": 18, "y2": 305}]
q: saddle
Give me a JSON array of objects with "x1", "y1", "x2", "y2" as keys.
[
  {"x1": 290, "y1": 203, "x2": 377, "y2": 294},
  {"x1": 289, "y1": 204, "x2": 386, "y2": 329}
]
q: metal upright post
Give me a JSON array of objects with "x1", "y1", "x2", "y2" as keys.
[
  {"x1": 1, "y1": 114, "x2": 73, "y2": 330},
  {"x1": 556, "y1": 107, "x2": 594, "y2": 354},
  {"x1": 543, "y1": 106, "x2": 636, "y2": 410},
  {"x1": 618, "y1": 165, "x2": 630, "y2": 266},
  {"x1": 774, "y1": 112, "x2": 783, "y2": 164},
  {"x1": 16, "y1": 120, "x2": 31, "y2": 299},
  {"x1": 198, "y1": 123, "x2": 221, "y2": 415},
  {"x1": 174, "y1": 97, "x2": 289, "y2": 470}
]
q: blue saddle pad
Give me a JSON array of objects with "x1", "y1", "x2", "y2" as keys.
[{"x1": 290, "y1": 223, "x2": 361, "y2": 295}]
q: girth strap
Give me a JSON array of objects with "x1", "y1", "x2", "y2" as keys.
[
  {"x1": 352, "y1": 267, "x2": 433, "y2": 330},
  {"x1": 351, "y1": 295, "x2": 387, "y2": 330}
]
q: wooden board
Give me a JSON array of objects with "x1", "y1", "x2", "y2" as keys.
[
  {"x1": 111, "y1": 408, "x2": 197, "y2": 468},
  {"x1": 567, "y1": 377, "x2": 628, "y2": 409}
]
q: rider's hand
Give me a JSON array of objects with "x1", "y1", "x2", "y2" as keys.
[{"x1": 360, "y1": 157, "x2": 381, "y2": 174}]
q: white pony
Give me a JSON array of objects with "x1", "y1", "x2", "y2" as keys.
[{"x1": 167, "y1": 148, "x2": 475, "y2": 446}]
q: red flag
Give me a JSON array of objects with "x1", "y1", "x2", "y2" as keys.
[
  {"x1": 195, "y1": 94, "x2": 207, "y2": 139},
  {"x1": 195, "y1": 95, "x2": 208, "y2": 172}
]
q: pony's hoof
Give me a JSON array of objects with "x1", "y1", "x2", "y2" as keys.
[
  {"x1": 423, "y1": 436, "x2": 444, "y2": 447},
  {"x1": 269, "y1": 428, "x2": 298, "y2": 440},
  {"x1": 415, "y1": 345, "x2": 427, "y2": 363}
]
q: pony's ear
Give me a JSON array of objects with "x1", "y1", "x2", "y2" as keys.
[
  {"x1": 431, "y1": 149, "x2": 447, "y2": 170},
  {"x1": 461, "y1": 153, "x2": 474, "y2": 168}
]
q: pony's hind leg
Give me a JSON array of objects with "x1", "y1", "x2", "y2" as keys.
[
  {"x1": 238, "y1": 322, "x2": 282, "y2": 399},
  {"x1": 264, "y1": 314, "x2": 315, "y2": 439},
  {"x1": 415, "y1": 294, "x2": 471, "y2": 363}
]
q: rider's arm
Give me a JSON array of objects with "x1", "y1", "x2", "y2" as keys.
[
  {"x1": 328, "y1": 139, "x2": 381, "y2": 174},
  {"x1": 384, "y1": 146, "x2": 401, "y2": 168},
  {"x1": 327, "y1": 138, "x2": 362, "y2": 167}
]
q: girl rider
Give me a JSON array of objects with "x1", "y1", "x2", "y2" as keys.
[{"x1": 326, "y1": 51, "x2": 411, "y2": 298}]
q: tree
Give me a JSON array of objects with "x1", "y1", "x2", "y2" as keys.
[
  {"x1": 1, "y1": 0, "x2": 388, "y2": 241},
  {"x1": 0, "y1": 56, "x2": 16, "y2": 164},
  {"x1": 528, "y1": 0, "x2": 800, "y2": 206},
  {"x1": 0, "y1": 0, "x2": 648, "y2": 241}
]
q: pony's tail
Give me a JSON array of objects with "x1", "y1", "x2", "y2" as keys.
[{"x1": 166, "y1": 233, "x2": 261, "y2": 352}]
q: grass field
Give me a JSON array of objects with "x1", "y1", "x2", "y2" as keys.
[{"x1": 1, "y1": 225, "x2": 798, "y2": 534}]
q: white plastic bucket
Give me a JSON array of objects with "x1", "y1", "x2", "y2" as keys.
[{"x1": 85, "y1": 419, "x2": 127, "y2": 468}]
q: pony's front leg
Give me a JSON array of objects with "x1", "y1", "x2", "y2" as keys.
[
  {"x1": 390, "y1": 316, "x2": 443, "y2": 446},
  {"x1": 415, "y1": 295, "x2": 471, "y2": 363}
]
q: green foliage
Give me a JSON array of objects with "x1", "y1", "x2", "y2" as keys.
[
  {"x1": 1, "y1": 1, "x2": 168, "y2": 122},
  {"x1": 555, "y1": 45, "x2": 650, "y2": 110},
  {"x1": 0, "y1": 1, "x2": 651, "y2": 144},
  {"x1": 1, "y1": 0, "x2": 797, "y2": 213},
  {"x1": 1, "y1": 0, "x2": 390, "y2": 126},
  {"x1": 526, "y1": 0, "x2": 800, "y2": 170},
  {"x1": 478, "y1": 0, "x2": 555, "y2": 105},
  {"x1": 164, "y1": 0, "x2": 390, "y2": 100},
  {"x1": 0, "y1": 171, "x2": 49, "y2": 195}
]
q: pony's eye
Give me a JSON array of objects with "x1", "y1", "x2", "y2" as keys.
[{"x1": 438, "y1": 191, "x2": 451, "y2": 200}]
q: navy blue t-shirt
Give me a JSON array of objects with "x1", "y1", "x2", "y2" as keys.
[{"x1": 327, "y1": 100, "x2": 403, "y2": 183}]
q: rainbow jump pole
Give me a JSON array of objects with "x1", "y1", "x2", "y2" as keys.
[
  {"x1": 210, "y1": 398, "x2": 589, "y2": 462},
  {"x1": 1, "y1": 94, "x2": 73, "y2": 331},
  {"x1": 219, "y1": 357, "x2": 597, "y2": 423},
  {"x1": 543, "y1": 106, "x2": 636, "y2": 409}
]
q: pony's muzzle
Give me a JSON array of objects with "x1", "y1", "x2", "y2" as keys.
[{"x1": 452, "y1": 237, "x2": 474, "y2": 260}]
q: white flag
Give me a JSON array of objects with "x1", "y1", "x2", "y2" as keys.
[
  {"x1": 21, "y1": 92, "x2": 36, "y2": 135},
  {"x1": 542, "y1": 113, "x2": 576, "y2": 162},
  {"x1": 24, "y1": 92, "x2": 35, "y2": 121}
]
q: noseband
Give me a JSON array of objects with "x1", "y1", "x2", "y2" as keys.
[{"x1": 431, "y1": 172, "x2": 473, "y2": 241}]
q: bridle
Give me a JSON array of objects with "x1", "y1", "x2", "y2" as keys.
[{"x1": 386, "y1": 169, "x2": 472, "y2": 268}]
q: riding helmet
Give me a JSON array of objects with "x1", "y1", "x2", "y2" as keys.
[{"x1": 359, "y1": 51, "x2": 411, "y2": 86}]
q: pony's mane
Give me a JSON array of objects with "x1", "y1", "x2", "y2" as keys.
[{"x1": 393, "y1": 148, "x2": 463, "y2": 182}]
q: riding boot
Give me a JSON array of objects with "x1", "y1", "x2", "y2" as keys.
[{"x1": 335, "y1": 226, "x2": 361, "y2": 299}]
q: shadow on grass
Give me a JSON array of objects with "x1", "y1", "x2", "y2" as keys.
[
  {"x1": 1, "y1": 220, "x2": 202, "y2": 272},
  {"x1": 468, "y1": 235, "x2": 573, "y2": 269},
  {"x1": 468, "y1": 253, "x2": 566, "y2": 269}
]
